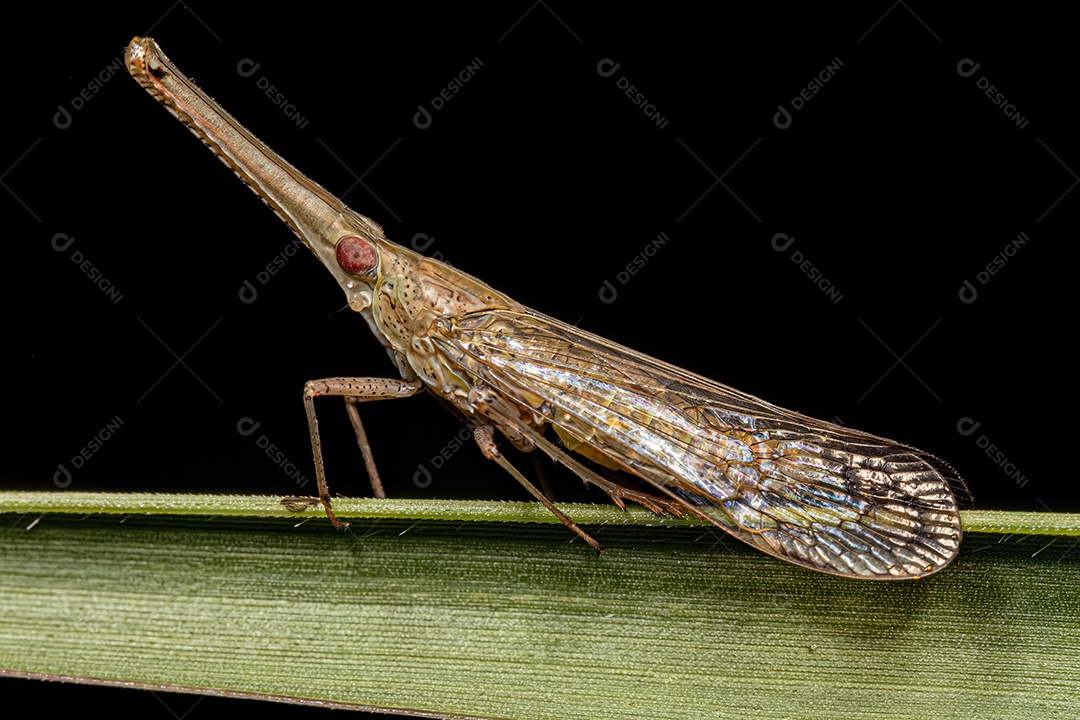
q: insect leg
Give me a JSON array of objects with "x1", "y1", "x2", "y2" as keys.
[
  {"x1": 343, "y1": 401, "x2": 384, "y2": 498},
  {"x1": 521, "y1": 426, "x2": 714, "y2": 522},
  {"x1": 283, "y1": 376, "x2": 424, "y2": 530},
  {"x1": 472, "y1": 425, "x2": 604, "y2": 554}
]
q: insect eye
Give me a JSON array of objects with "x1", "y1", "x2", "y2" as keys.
[{"x1": 336, "y1": 236, "x2": 378, "y2": 276}]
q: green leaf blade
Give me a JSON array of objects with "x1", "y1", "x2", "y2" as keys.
[{"x1": 2, "y1": 493, "x2": 1079, "y2": 719}]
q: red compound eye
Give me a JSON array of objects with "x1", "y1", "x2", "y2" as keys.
[{"x1": 336, "y1": 236, "x2": 377, "y2": 276}]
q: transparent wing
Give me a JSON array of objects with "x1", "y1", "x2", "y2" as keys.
[{"x1": 431, "y1": 308, "x2": 968, "y2": 579}]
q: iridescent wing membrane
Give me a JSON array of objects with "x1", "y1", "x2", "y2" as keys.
[{"x1": 432, "y1": 307, "x2": 969, "y2": 579}]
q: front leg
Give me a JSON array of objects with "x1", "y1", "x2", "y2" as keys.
[{"x1": 288, "y1": 376, "x2": 423, "y2": 530}]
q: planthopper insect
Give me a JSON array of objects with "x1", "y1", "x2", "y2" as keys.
[{"x1": 126, "y1": 36, "x2": 969, "y2": 579}]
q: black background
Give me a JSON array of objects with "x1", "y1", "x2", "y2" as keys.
[{"x1": 3, "y1": 3, "x2": 1077, "y2": 717}]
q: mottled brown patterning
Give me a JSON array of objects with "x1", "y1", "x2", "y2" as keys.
[{"x1": 127, "y1": 36, "x2": 968, "y2": 579}]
